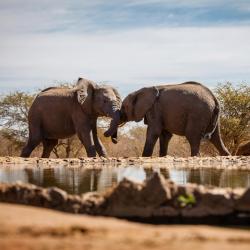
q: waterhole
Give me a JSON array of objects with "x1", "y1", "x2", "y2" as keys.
[{"x1": 0, "y1": 165, "x2": 250, "y2": 194}]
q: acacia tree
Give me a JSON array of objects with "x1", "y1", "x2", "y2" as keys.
[
  {"x1": 215, "y1": 82, "x2": 250, "y2": 154},
  {"x1": 0, "y1": 92, "x2": 35, "y2": 147}
]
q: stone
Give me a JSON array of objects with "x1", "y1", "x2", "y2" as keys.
[
  {"x1": 81, "y1": 192, "x2": 106, "y2": 214},
  {"x1": 103, "y1": 172, "x2": 171, "y2": 217},
  {"x1": 64, "y1": 195, "x2": 83, "y2": 213},
  {"x1": 236, "y1": 188, "x2": 250, "y2": 212},
  {"x1": 47, "y1": 187, "x2": 68, "y2": 208},
  {"x1": 181, "y1": 188, "x2": 234, "y2": 217},
  {"x1": 152, "y1": 206, "x2": 179, "y2": 217},
  {"x1": 141, "y1": 172, "x2": 172, "y2": 206}
]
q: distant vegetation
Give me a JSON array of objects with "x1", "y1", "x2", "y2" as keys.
[{"x1": 0, "y1": 82, "x2": 249, "y2": 157}]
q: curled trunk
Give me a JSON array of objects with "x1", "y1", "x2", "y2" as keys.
[{"x1": 104, "y1": 110, "x2": 120, "y2": 143}]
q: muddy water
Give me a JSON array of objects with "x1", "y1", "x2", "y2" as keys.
[{"x1": 0, "y1": 165, "x2": 250, "y2": 194}]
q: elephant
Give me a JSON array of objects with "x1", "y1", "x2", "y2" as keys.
[
  {"x1": 21, "y1": 77, "x2": 121, "y2": 158},
  {"x1": 105, "y1": 81, "x2": 230, "y2": 157},
  {"x1": 236, "y1": 141, "x2": 250, "y2": 156}
]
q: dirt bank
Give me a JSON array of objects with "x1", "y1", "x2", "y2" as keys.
[{"x1": 0, "y1": 203, "x2": 250, "y2": 250}]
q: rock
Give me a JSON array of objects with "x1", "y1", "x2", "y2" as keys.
[
  {"x1": 81, "y1": 192, "x2": 106, "y2": 214},
  {"x1": 64, "y1": 195, "x2": 83, "y2": 213},
  {"x1": 47, "y1": 187, "x2": 68, "y2": 208},
  {"x1": 152, "y1": 206, "x2": 179, "y2": 217},
  {"x1": 33, "y1": 188, "x2": 51, "y2": 207},
  {"x1": 141, "y1": 172, "x2": 172, "y2": 206},
  {"x1": 236, "y1": 188, "x2": 250, "y2": 212},
  {"x1": 181, "y1": 188, "x2": 234, "y2": 217},
  {"x1": 104, "y1": 172, "x2": 171, "y2": 217}
]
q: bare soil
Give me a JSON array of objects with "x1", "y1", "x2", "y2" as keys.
[{"x1": 0, "y1": 203, "x2": 250, "y2": 250}]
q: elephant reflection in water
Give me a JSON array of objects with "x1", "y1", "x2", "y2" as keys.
[
  {"x1": 21, "y1": 166, "x2": 250, "y2": 193},
  {"x1": 24, "y1": 168, "x2": 102, "y2": 194},
  {"x1": 186, "y1": 168, "x2": 250, "y2": 188}
]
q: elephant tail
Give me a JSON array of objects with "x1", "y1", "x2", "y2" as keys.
[{"x1": 204, "y1": 100, "x2": 220, "y2": 140}]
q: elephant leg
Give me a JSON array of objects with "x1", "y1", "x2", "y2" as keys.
[
  {"x1": 91, "y1": 119, "x2": 108, "y2": 157},
  {"x1": 209, "y1": 124, "x2": 230, "y2": 156},
  {"x1": 159, "y1": 130, "x2": 172, "y2": 157},
  {"x1": 76, "y1": 123, "x2": 96, "y2": 157},
  {"x1": 187, "y1": 137, "x2": 201, "y2": 156},
  {"x1": 142, "y1": 126, "x2": 160, "y2": 157},
  {"x1": 186, "y1": 135, "x2": 201, "y2": 156},
  {"x1": 20, "y1": 126, "x2": 42, "y2": 157},
  {"x1": 41, "y1": 139, "x2": 58, "y2": 158},
  {"x1": 185, "y1": 118, "x2": 203, "y2": 156}
]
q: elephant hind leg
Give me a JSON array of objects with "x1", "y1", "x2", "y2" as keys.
[
  {"x1": 159, "y1": 130, "x2": 172, "y2": 157},
  {"x1": 185, "y1": 117, "x2": 203, "y2": 156},
  {"x1": 209, "y1": 125, "x2": 230, "y2": 156},
  {"x1": 186, "y1": 136, "x2": 201, "y2": 156},
  {"x1": 42, "y1": 139, "x2": 58, "y2": 158},
  {"x1": 21, "y1": 135, "x2": 42, "y2": 157}
]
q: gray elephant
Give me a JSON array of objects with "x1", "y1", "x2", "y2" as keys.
[
  {"x1": 21, "y1": 78, "x2": 121, "y2": 158},
  {"x1": 105, "y1": 81, "x2": 230, "y2": 157}
]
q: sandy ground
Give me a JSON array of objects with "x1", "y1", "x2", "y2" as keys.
[{"x1": 0, "y1": 203, "x2": 250, "y2": 250}]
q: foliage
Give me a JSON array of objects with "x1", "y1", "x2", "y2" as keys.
[
  {"x1": 215, "y1": 82, "x2": 250, "y2": 154},
  {"x1": 0, "y1": 92, "x2": 35, "y2": 144},
  {"x1": 177, "y1": 194, "x2": 196, "y2": 207}
]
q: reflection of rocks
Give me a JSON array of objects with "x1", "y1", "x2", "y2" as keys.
[{"x1": 0, "y1": 173, "x2": 249, "y2": 224}]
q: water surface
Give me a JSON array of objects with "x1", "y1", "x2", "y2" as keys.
[{"x1": 0, "y1": 165, "x2": 250, "y2": 194}]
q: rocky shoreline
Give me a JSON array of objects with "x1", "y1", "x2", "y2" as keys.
[
  {"x1": 1, "y1": 172, "x2": 250, "y2": 225},
  {"x1": 0, "y1": 156, "x2": 250, "y2": 169}
]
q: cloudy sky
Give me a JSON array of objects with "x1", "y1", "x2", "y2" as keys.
[{"x1": 0, "y1": 0, "x2": 250, "y2": 95}]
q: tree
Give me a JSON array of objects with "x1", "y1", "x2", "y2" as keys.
[
  {"x1": 0, "y1": 92, "x2": 35, "y2": 147},
  {"x1": 215, "y1": 82, "x2": 250, "y2": 154}
]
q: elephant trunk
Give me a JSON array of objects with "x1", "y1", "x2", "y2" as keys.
[{"x1": 104, "y1": 110, "x2": 120, "y2": 144}]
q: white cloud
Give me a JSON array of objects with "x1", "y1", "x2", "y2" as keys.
[{"x1": 0, "y1": 26, "x2": 250, "y2": 94}]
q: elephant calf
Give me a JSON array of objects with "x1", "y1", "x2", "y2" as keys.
[
  {"x1": 105, "y1": 81, "x2": 230, "y2": 157},
  {"x1": 21, "y1": 78, "x2": 121, "y2": 158}
]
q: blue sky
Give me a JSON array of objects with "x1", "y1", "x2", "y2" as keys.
[{"x1": 0, "y1": 0, "x2": 250, "y2": 95}]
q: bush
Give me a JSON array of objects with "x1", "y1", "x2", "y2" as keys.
[{"x1": 215, "y1": 82, "x2": 250, "y2": 154}]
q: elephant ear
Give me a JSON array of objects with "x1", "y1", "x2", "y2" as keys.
[
  {"x1": 112, "y1": 87, "x2": 122, "y2": 107},
  {"x1": 76, "y1": 78, "x2": 96, "y2": 105},
  {"x1": 132, "y1": 87, "x2": 159, "y2": 122}
]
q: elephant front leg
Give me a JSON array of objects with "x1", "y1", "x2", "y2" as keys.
[
  {"x1": 76, "y1": 124, "x2": 96, "y2": 157},
  {"x1": 142, "y1": 126, "x2": 160, "y2": 157},
  {"x1": 91, "y1": 118, "x2": 108, "y2": 157}
]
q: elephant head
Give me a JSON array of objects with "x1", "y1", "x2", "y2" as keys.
[
  {"x1": 104, "y1": 86, "x2": 159, "y2": 138},
  {"x1": 76, "y1": 78, "x2": 121, "y2": 143}
]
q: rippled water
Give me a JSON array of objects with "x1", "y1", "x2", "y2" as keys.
[{"x1": 1, "y1": 165, "x2": 250, "y2": 194}]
